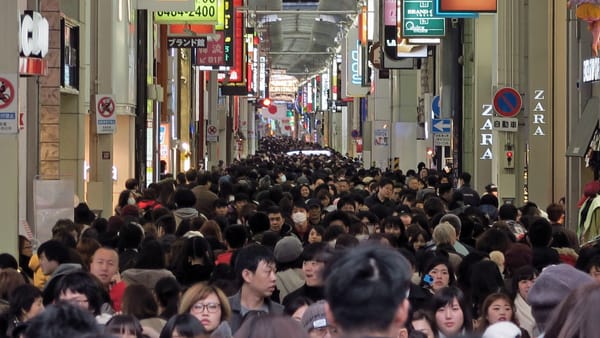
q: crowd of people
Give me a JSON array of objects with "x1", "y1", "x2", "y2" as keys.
[{"x1": 2, "y1": 136, "x2": 600, "y2": 338}]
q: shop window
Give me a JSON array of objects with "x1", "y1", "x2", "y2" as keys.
[{"x1": 60, "y1": 18, "x2": 79, "y2": 91}]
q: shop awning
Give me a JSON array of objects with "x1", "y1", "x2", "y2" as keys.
[{"x1": 566, "y1": 97, "x2": 599, "y2": 157}]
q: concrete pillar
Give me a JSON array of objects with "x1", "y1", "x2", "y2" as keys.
[
  {"x1": 207, "y1": 71, "x2": 222, "y2": 169},
  {"x1": 179, "y1": 49, "x2": 191, "y2": 172},
  {"x1": 87, "y1": 0, "x2": 115, "y2": 217},
  {"x1": 247, "y1": 100, "x2": 256, "y2": 155},
  {"x1": 39, "y1": 0, "x2": 61, "y2": 180},
  {"x1": 239, "y1": 97, "x2": 249, "y2": 157},
  {"x1": 552, "y1": 0, "x2": 568, "y2": 204},
  {"x1": 369, "y1": 70, "x2": 391, "y2": 169},
  {"x1": 439, "y1": 19, "x2": 463, "y2": 172},
  {"x1": 566, "y1": 6, "x2": 593, "y2": 228},
  {"x1": 0, "y1": 0, "x2": 19, "y2": 256},
  {"x1": 525, "y1": 0, "x2": 554, "y2": 207},
  {"x1": 471, "y1": 15, "x2": 494, "y2": 193}
]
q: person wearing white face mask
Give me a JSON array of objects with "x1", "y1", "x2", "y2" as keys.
[
  {"x1": 115, "y1": 190, "x2": 138, "y2": 216},
  {"x1": 291, "y1": 202, "x2": 310, "y2": 243}
]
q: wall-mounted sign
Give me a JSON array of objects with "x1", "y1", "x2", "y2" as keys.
[
  {"x1": 434, "y1": 133, "x2": 451, "y2": 146},
  {"x1": 96, "y1": 95, "x2": 116, "y2": 134},
  {"x1": 493, "y1": 87, "x2": 522, "y2": 118},
  {"x1": 479, "y1": 104, "x2": 493, "y2": 159},
  {"x1": 20, "y1": 11, "x2": 49, "y2": 76},
  {"x1": 492, "y1": 117, "x2": 518, "y2": 132},
  {"x1": 153, "y1": 0, "x2": 220, "y2": 24},
  {"x1": 166, "y1": 36, "x2": 207, "y2": 48},
  {"x1": 0, "y1": 74, "x2": 18, "y2": 134},
  {"x1": 402, "y1": 0, "x2": 446, "y2": 37},
  {"x1": 531, "y1": 89, "x2": 546, "y2": 136}
]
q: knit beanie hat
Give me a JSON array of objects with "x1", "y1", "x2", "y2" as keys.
[
  {"x1": 528, "y1": 264, "x2": 594, "y2": 329},
  {"x1": 301, "y1": 301, "x2": 328, "y2": 331},
  {"x1": 274, "y1": 236, "x2": 303, "y2": 264}
]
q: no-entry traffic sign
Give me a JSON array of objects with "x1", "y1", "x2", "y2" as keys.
[{"x1": 493, "y1": 87, "x2": 522, "y2": 117}]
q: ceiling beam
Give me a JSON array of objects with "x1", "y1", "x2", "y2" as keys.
[
  {"x1": 268, "y1": 51, "x2": 333, "y2": 55},
  {"x1": 249, "y1": 9, "x2": 357, "y2": 15}
]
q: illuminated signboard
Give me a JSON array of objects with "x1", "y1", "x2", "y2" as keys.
[
  {"x1": 382, "y1": 0, "x2": 427, "y2": 60},
  {"x1": 583, "y1": 57, "x2": 600, "y2": 83},
  {"x1": 194, "y1": 32, "x2": 225, "y2": 67},
  {"x1": 438, "y1": 0, "x2": 496, "y2": 12},
  {"x1": 402, "y1": 0, "x2": 445, "y2": 37},
  {"x1": 221, "y1": 0, "x2": 247, "y2": 94},
  {"x1": 154, "y1": 0, "x2": 220, "y2": 24},
  {"x1": 223, "y1": 0, "x2": 234, "y2": 67}
]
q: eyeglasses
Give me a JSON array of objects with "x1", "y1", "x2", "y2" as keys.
[{"x1": 191, "y1": 302, "x2": 220, "y2": 313}]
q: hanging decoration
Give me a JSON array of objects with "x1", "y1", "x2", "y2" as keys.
[{"x1": 569, "y1": 0, "x2": 600, "y2": 55}]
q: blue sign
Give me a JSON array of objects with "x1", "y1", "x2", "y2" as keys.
[
  {"x1": 432, "y1": 95, "x2": 441, "y2": 119},
  {"x1": 432, "y1": 118, "x2": 452, "y2": 133},
  {"x1": 493, "y1": 87, "x2": 522, "y2": 118}
]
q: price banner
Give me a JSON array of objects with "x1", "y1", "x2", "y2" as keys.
[{"x1": 154, "y1": 0, "x2": 219, "y2": 24}]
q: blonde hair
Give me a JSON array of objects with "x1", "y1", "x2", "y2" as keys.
[{"x1": 178, "y1": 282, "x2": 231, "y2": 321}]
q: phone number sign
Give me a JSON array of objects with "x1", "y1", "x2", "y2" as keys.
[{"x1": 154, "y1": 0, "x2": 219, "y2": 24}]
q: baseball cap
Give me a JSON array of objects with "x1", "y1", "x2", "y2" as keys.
[{"x1": 306, "y1": 198, "x2": 321, "y2": 209}]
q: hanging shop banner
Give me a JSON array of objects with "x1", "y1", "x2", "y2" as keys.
[
  {"x1": 402, "y1": 0, "x2": 446, "y2": 38},
  {"x1": 342, "y1": 26, "x2": 369, "y2": 98},
  {"x1": 219, "y1": 0, "x2": 234, "y2": 67},
  {"x1": 221, "y1": 0, "x2": 248, "y2": 94},
  {"x1": 382, "y1": 0, "x2": 428, "y2": 60},
  {"x1": 194, "y1": 31, "x2": 225, "y2": 67}
]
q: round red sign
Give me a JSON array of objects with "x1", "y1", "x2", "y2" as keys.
[
  {"x1": 0, "y1": 77, "x2": 15, "y2": 110},
  {"x1": 97, "y1": 96, "x2": 115, "y2": 118}
]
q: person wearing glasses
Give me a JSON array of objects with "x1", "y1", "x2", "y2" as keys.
[
  {"x1": 179, "y1": 283, "x2": 232, "y2": 338},
  {"x1": 52, "y1": 270, "x2": 112, "y2": 324}
]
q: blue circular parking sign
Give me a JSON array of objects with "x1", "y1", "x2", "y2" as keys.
[
  {"x1": 493, "y1": 87, "x2": 522, "y2": 117},
  {"x1": 432, "y1": 95, "x2": 440, "y2": 119}
]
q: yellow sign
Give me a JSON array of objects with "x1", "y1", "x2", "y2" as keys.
[{"x1": 154, "y1": 0, "x2": 219, "y2": 24}]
